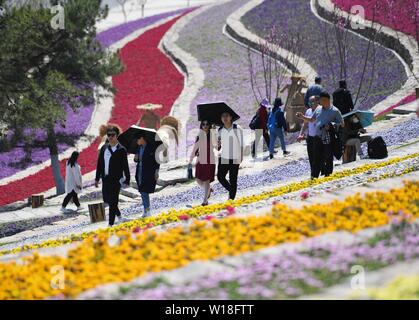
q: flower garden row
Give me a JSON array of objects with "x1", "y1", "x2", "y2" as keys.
[
  {"x1": 0, "y1": 180, "x2": 417, "y2": 299},
  {"x1": 241, "y1": 0, "x2": 407, "y2": 111},
  {"x1": 0, "y1": 10, "x2": 192, "y2": 206},
  {"x1": 83, "y1": 217, "x2": 419, "y2": 300},
  {"x1": 1, "y1": 152, "x2": 417, "y2": 257}
]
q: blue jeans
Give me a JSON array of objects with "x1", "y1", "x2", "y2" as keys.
[
  {"x1": 140, "y1": 192, "x2": 150, "y2": 212},
  {"x1": 269, "y1": 127, "x2": 286, "y2": 155}
]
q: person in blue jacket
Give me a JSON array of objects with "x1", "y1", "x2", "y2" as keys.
[
  {"x1": 268, "y1": 98, "x2": 291, "y2": 159},
  {"x1": 134, "y1": 134, "x2": 160, "y2": 218}
]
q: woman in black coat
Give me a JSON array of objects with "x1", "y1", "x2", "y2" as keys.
[{"x1": 134, "y1": 135, "x2": 160, "y2": 218}]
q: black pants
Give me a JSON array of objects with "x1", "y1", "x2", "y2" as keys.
[
  {"x1": 102, "y1": 176, "x2": 121, "y2": 226},
  {"x1": 252, "y1": 129, "x2": 270, "y2": 157},
  {"x1": 306, "y1": 136, "x2": 316, "y2": 178},
  {"x1": 312, "y1": 136, "x2": 333, "y2": 178},
  {"x1": 217, "y1": 159, "x2": 240, "y2": 200},
  {"x1": 62, "y1": 190, "x2": 80, "y2": 208}
]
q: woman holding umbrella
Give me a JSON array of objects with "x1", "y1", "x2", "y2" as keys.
[
  {"x1": 188, "y1": 120, "x2": 217, "y2": 206},
  {"x1": 134, "y1": 135, "x2": 160, "y2": 218},
  {"x1": 120, "y1": 128, "x2": 161, "y2": 218}
]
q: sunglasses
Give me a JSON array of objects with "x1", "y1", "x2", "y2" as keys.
[
  {"x1": 202, "y1": 122, "x2": 210, "y2": 126},
  {"x1": 107, "y1": 132, "x2": 117, "y2": 137}
]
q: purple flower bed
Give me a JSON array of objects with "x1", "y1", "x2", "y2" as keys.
[
  {"x1": 0, "y1": 8, "x2": 191, "y2": 181},
  {"x1": 376, "y1": 117, "x2": 419, "y2": 145},
  {"x1": 175, "y1": 0, "x2": 291, "y2": 147},
  {"x1": 242, "y1": 0, "x2": 407, "y2": 111},
  {"x1": 0, "y1": 104, "x2": 94, "y2": 180},
  {"x1": 112, "y1": 222, "x2": 419, "y2": 299},
  {"x1": 96, "y1": 8, "x2": 192, "y2": 47}
]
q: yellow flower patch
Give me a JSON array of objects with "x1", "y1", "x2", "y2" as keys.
[{"x1": 0, "y1": 181, "x2": 417, "y2": 300}]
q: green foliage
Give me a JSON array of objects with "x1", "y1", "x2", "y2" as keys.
[{"x1": 0, "y1": 0, "x2": 123, "y2": 151}]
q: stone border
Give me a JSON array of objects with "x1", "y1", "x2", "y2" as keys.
[
  {"x1": 224, "y1": 0, "x2": 318, "y2": 85},
  {"x1": 312, "y1": 0, "x2": 419, "y2": 115},
  {"x1": 157, "y1": 6, "x2": 209, "y2": 132}
]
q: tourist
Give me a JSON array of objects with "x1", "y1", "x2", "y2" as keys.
[
  {"x1": 304, "y1": 76, "x2": 323, "y2": 108},
  {"x1": 268, "y1": 97, "x2": 290, "y2": 159},
  {"x1": 342, "y1": 114, "x2": 372, "y2": 162},
  {"x1": 188, "y1": 120, "x2": 217, "y2": 206},
  {"x1": 297, "y1": 96, "x2": 320, "y2": 177},
  {"x1": 134, "y1": 134, "x2": 160, "y2": 218},
  {"x1": 251, "y1": 98, "x2": 270, "y2": 158},
  {"x1": 95, "y1": 125, "x2": 130, "y2": 227},
  {"x1": 332, "y1": 80, "x2": 354, "y2": 115},
  {"x1": 297, "y1": 92, "x2": 344, "y2": 178},
  {"x1": 61, "y1": 151, "x2": 83, "y2": 213},
  {"x1": 217, "y1": 111, "x2": 244, "y2": 200}
]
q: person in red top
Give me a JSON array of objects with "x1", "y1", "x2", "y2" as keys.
[{"x1": 251, "y1": 98, "x2": 271, "y2": 158}]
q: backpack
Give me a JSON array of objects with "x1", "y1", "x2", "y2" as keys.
[
  {"x1": 249, "y1": 111, "x2": 260, "y2": 130},
  {"x1": 368, "y1": 136, "x2": 388, "y2": 159}
]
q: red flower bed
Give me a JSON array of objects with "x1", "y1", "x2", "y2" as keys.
[
  {"x1": 333, "y1": 0, "x2": 418, "y2": 38},
  {"x1": 374, "y1": 93, "x2": 417, "y2": 118},
  {"x1": 0, "y1": 14, "x2": 188, "y2": 206}
]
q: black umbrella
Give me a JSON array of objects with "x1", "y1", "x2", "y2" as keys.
[
  {"x1": 118, "y1": 125, "x2": 162, "y2": 154},
  {"x1": 197, "y1": 102, "x2": 240, "y2": 126}
]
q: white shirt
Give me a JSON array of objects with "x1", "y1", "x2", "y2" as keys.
[
  {"x1": 104, "y1": 144, "x2": 118, "y2": 176},
  {"x1": 65, "y1": 163, "x2": 82, "y2": 194},
  {"x1": 219, "y1": 124, "x2": 243, "y2": 161},
  {"x1": 305, "y1": 108, "x2": 317, "y2": 137}
]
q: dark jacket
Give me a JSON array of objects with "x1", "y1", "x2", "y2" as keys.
[
  {"x1": 135, "y1": 143, "x2": 160, "y2": 193},
  {"x1": 333, "y1": 88, "x2": 354, "y2": 115},
  {"x1": 96, "y1": 143, "x2": 130, "y2": 185},
  {"x1": 257, "y1": 106, "x2": 268, "y2": 130},
  {"x1": 342, "y1": 118, "x2": 363, "y2": 143},
  {"x1": 275, "y1": 109, "x2": 287, "y2": 129}
]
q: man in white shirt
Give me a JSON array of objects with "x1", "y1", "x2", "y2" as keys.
[
  {"x1": 95, "y1": 125, "x2": 130, "y2": 226},
  {"x1": 217, "y1": 111, "x2": 244, "y2": 200},
  {"x1": 297, "y1": 92, "x2": 344, "y2": 178},
  {"x1": 298, "y1": 95, "x2": 320, "y2": 178}
]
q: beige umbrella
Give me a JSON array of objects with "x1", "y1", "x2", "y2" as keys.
[{"x1": 136, "y1": 103, "x2": 163, "y2": 110}]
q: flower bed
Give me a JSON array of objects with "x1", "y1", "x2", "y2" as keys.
[
  {"x1": 0, "y1": 11, "x2": 191, "y2": 206},
  {"x1": 91, "y1": 221, "x2": 419, "y2": 299},
  {"x1": 0, "y1": 100, "x2": 94, "y2": 181},
  {"x1": 1, "y1": 152, "x2": 417, "y2": 256},
  {"x1": 242, "y1": 0, "x2": 407, "y2": 111},
  {"x1": 0, "y1": 181, "x2": 417, "y2": 299},
  {"x1": 332, "y1": 0, "x2": 419, "y2": 38},
  {"x1": 364, "y1": 275, "x2": 419, "y2": 300}
]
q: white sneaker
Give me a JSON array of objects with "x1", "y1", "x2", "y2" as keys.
[
  {"x1": 60, "y1": 207, "x2": 68, "y2": 213},
  {"x1": 141, "y1": 210, "x2": 151, "y2": 218},
  {"x1": 76, "y1": 206, "x2": 84, "y2": 212}
]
